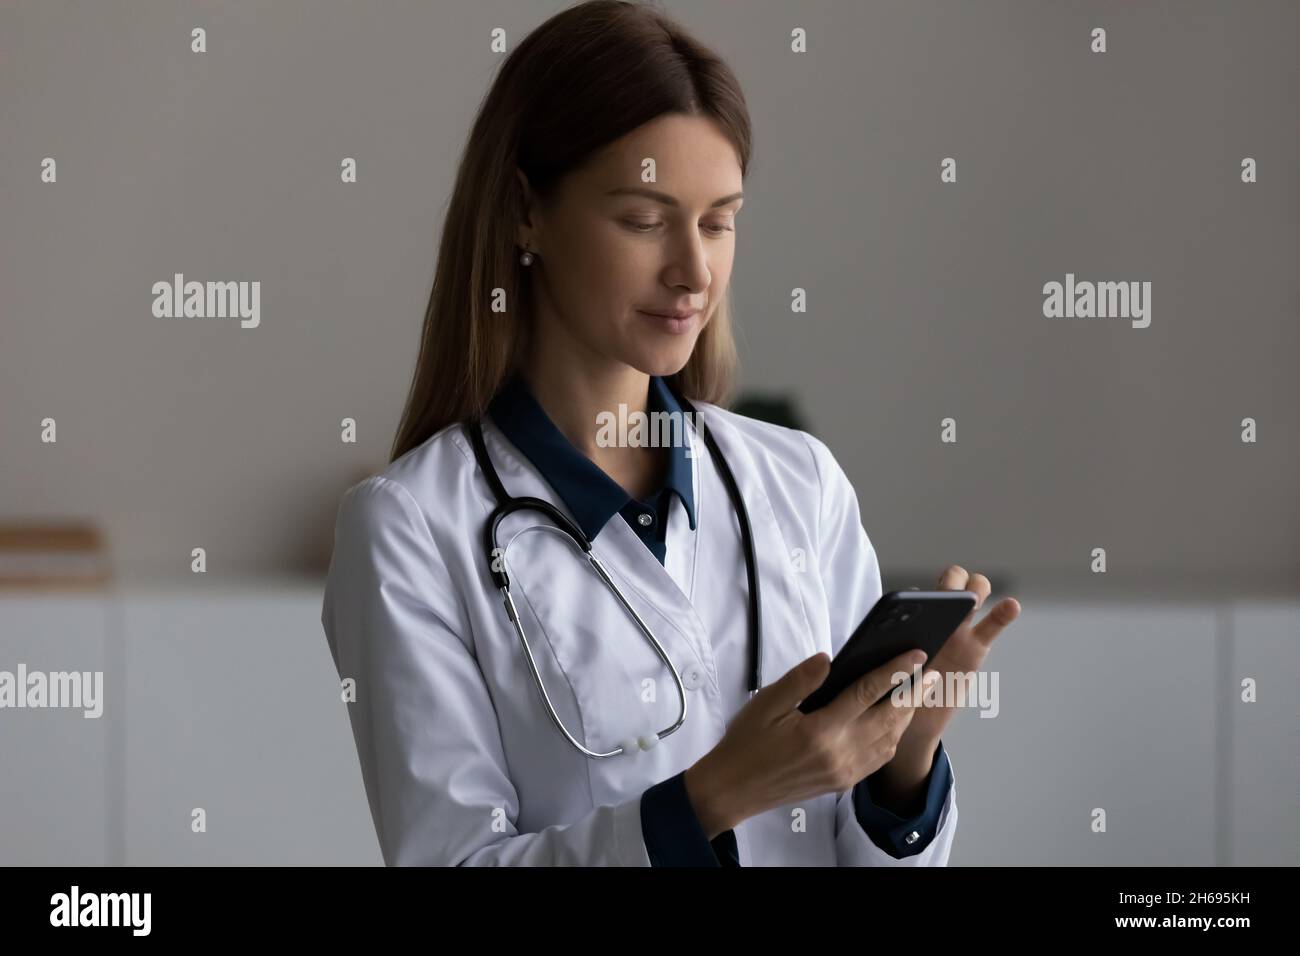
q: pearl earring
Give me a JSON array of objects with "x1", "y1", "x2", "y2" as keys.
[{"x1": 520, "y1": 248, "x2": 534, "y2": 266}]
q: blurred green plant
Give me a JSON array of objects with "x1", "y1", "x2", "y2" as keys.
[{"x1": 731, "y1": 392, "x2": 808, "y2": 432}]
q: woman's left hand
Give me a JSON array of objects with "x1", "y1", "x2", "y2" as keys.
[{"x1": 874, "y1": 565, "x2": 1021, "y2": 797}]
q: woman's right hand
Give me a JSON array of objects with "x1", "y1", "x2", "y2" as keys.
[{"x1": 683, "y1": 650, "x2": 936, "y2": 839}]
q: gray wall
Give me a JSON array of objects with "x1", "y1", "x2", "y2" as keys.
[{"x1": 2, "y1": 0, "x2": 1295, "y2": 593}]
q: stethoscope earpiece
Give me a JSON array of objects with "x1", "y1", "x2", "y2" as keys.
[{"x1": 616, "y1": 732, "x2": 662, "y2": 757}]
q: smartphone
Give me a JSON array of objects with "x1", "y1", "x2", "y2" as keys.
[{"x1": 796, "y1": 590, "x2": 977, "y2": 713}]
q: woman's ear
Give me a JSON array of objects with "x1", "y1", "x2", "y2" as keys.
[{"x1": 515, "y1": 168, "x2": 537, "y2": 250}]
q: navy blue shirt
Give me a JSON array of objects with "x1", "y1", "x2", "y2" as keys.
[
  {"x1": 486, "y1": 372, "x2": 695, "y2": 561},
  {"x1": 486, "y1": 372, "x2": 951, "y2": 865}
]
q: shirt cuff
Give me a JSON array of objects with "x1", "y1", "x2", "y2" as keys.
[
  {"x1": 640, "y1": 770, "x2": 740, "y2": 866},
  {"x1": 853, "y1": 740, "x2": 952, "y2": 859}
]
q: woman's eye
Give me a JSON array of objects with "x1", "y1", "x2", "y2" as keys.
[{"x1": 622, "y1": 220, "x2": 734, "y2": 236}]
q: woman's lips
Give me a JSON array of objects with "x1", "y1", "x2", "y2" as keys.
[{"x1": 637, "y1": 309, "x2": 698, "y2": 334}]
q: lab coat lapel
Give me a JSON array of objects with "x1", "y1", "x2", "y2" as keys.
[
  {"x1": 586, "y1": 506, "x2": 718, "y2": 691},
  {"x1": 479, "y1": 418, "x2": 718, "y2": 693},
  {"x1": 479, "y1": 409, "x2": 817, "y2": 701},
  {"x1": 688, "y1": 407, "x2": 819, "y2": 699},
  {"x1": 583, "y1": 406, "x2": 821, "y2": 705}
]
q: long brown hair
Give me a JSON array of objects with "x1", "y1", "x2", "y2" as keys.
[{"x1": 389, "y1": 0, "x2": 754, "y2": 463}]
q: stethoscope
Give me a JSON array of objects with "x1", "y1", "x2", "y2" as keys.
[{"x1": 465, "y1": 383, "x2": 762, "y2": 759}]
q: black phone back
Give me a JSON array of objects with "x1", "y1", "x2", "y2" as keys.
[{"x1": 796, "y1": 590, "x2": 977, "y2": 713}]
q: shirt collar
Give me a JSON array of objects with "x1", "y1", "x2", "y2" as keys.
[{"x1": 486, "y1": 373, "x2": 698, "y2": 541}]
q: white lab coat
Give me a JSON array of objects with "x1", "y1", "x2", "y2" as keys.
[{"x1": 321, "y1": 399, "x2": 957, "y2": 866}]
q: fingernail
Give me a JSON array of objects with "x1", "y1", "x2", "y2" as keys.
[{"x1": 911, "y1": 651, "x2": 927, "y2": 666}]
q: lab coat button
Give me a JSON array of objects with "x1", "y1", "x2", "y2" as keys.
[
  {"x1": 904, "y1": 830, "x2": 920, "y2": 845},
  {"x1": 637, "y1": 512, "x2": 653, "y2": 527},
  {"x1": 682, "y1": 667, "x2": 703, "y2": 690}
]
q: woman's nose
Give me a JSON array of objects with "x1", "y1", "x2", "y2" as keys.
[{"x1": 665, "y1": 229, "x2": 712, "y2": 293}]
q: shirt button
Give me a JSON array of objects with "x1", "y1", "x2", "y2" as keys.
[
  {"x1": 681, "y1": 666, "x2": 703, "y2": 691},
  {"x1": 637, "y1": 512, "x2": 653, "y2": 527},
  {"x1": 904, "y1": 830, "x2": 920, "y2": 845}
]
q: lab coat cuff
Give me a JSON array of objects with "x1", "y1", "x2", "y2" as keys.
[
  {"x1": 853, "y1": 740, "x2": 953, "y2": 859},
  {"x1": 640, "y1": 770, "x2": 740, "y2": 867}
]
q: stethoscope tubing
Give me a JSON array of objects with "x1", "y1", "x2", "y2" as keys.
[{"x1": 465, "y1": 381, "x2": 762, "y2": 759}]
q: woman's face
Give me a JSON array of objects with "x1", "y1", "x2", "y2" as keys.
[{"x1": 517, "y1": 113, "x2": 744, "y2": 378}]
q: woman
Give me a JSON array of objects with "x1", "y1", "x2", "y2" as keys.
[{"x1": 322, "y1": 0, "x2": 1020, "y2": 866}]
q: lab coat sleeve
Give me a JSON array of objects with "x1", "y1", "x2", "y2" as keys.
[
  {"x1": 641, "y1": 771, "x2": 741, "y2": 866},
  {"x1": 800, "y1": 432, "x2": 959, "y2": 866},
  {"x1": 322, "y1": 475, "x2": 652, "y2": 866},
  {"x1": 854, "y1": 740, "x2": 952, "y2": 856}
]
